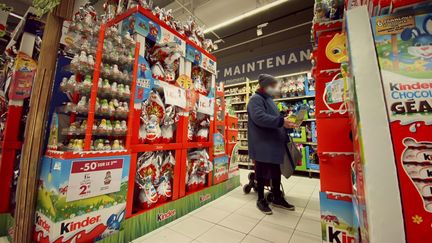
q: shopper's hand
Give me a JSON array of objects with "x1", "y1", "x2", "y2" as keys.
[{"x1": 284, "y1": 117, "x2": 298, "y2": 129}]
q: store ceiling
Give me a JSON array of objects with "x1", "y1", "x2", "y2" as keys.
[
  {"x1": 1, "y1": 0, "x2": 313, "y2": 66},
  {"x1": 155, "y1": 0, "x2": 314, "y2": 64}
]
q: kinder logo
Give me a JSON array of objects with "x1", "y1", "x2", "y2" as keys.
[
  {"x1": 424, "y1": 153, "x2": 432, "y2": 161},
  {"x1": 157, "y1": 209, "x2": 176, "y2": 222},
  {"x1": 390, "y1": 82, "x2": 432, "y2": 91},
  {"x1": 35, "y1": 215, "x2": 50, "y2": 233},
  {"x1": 60, "y1": 215, "x2": 101, "y2": 235},
  {"x1": 327, "y1": 226, "x2": 357, "y2": 243},
  {"x1": 199, "y1": 194, "x2": 211, "y2": 203}
]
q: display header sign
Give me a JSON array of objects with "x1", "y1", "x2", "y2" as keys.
[{"x1": 217, "y1": 45, "x2": 312, "y2": 85}]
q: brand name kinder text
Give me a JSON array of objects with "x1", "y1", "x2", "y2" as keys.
[
  {"x1": 36, "y1": 215, "x2": 51, "y2": 233},
  {"x1": 390, "y1": 82, "x2": 432, "y2": 91},
  {"x1": 157, "y1": 209, "x2": 176, "y2": 222},
  {"x1": 60, "y1": 215, "x2": 101, "y2": 235},
  {"x1": 327, "y1": 226, "x2": 357, "y2": 243},
  {"x1": 199, "y1": 194, "x2": 211, "y2": 202}
]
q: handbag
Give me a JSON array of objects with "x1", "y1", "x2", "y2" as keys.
[{"x1": 281, "y1": 135, "x2": 302, "y2": 178}]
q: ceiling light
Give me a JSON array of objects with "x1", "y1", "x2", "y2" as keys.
[
  {"x1": 9, "y1": 12, "x2": 23, "y2": 20},
  {"x1": 204, "y1": 0, "x2": 289, "y2": 34},
  {"x1": 256, "y1": 28, "x2": 263, "y2": 36}
]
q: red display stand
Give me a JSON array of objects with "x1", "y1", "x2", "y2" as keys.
[
  {"x1": 316, "y1": 118, "x2": 353, "y2": 153},
  {"x1": 0, "y1": 105, "x2": 24, "y2": 212},
  {"x1": 33, "y1": 6, "x2": 219, "y2": 243},
  {"x1": 319, "y1": 153, "x2": 354, "y2": 195}
]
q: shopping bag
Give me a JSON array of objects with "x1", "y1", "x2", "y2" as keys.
[{"x1": 281, "y1": 136, "x2": 302, "y2": 179}]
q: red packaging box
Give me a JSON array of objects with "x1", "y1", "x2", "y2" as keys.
[
  {"x1": 319, "y1": 153, "x2": 354, "y2": 194},
  {"x1": 390, "y1": 0, "x2": 431, "y2": 13},
  {"x1": 315, "y1": 70, "x2": 348, "y2": 119},
  {"x1": 317, "y1": 117, "x2": 353, "y2": 153},
  {"x1": 316, "y1": 32, "x2": 343, "y2": 71},
  {"x1": 226, "y1": 129, "x2": 239, "y2": 143},
  {"x1": 225, "y1": 115, "x2": 238, "y2": 129},
  {"x1": 379, "y1": 0, "x2": 391, "y2": 14}
]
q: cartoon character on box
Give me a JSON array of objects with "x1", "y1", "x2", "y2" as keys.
[
  {"x1": 161, "y1": 106, "x2": 179, "y2": 143},
  {"x1": 99, "y1": 210, "x2": 126, "y2": 239},
  {"x1": 149, "y1": 22, "x2": 159, "y2": 40},
  {"x1": 136, "y1": 152, "x2": 161, "y2": 209},
  {"x1": 157, "y1": 152, "x2": 176, "y2": 203},
  {"x1": 401, "y1": 16, "x2": 432, "y2": 70},
  {"x1": 325, "y1": 33, "x2": 348, "y2": 64}
]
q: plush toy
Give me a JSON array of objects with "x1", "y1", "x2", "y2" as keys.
[
  {"x1": 288, "y1": 79, "x2": 297, "y2": 97},
  {"x1": 296, "y1": 76, "x2": 305, "y2": 96}
]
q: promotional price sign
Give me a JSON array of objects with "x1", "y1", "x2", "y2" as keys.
[
  {"x1": 163, "y1": 83, "x2": 187, "y2": 108},
  {"x1": 197, "y1": 94, "x2": 214, "y2": 116},
  {"x1": 372, "y1": 13, "x2": 432, "y2": 242},
  {"x1": 67, "y1": 158, "x2": 124, "y2": 202}
]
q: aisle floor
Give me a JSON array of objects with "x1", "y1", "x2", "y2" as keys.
[{"x1": 134, "y1": 169, "x2": 321, "y2": 243}]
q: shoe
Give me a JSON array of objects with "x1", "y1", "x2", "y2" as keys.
[
  {"x1": 272, "y1": 197, "x2": 295, "y2": 211},
  {"x1": 257, "y1": 199, "x2": 273, "y2": 215}
]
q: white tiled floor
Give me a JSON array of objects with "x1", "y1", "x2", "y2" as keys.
[{"x1": 134, "y1": 169, "x2": 322, "y2": 243}]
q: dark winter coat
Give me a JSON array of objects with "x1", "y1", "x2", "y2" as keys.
[{"x1": 247, "y1": 91, "x2": 287, "y2": 165}]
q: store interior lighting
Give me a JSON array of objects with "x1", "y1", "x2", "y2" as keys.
[{"x1": 203, "y1": 0, "x2": 289, "y2": 33}]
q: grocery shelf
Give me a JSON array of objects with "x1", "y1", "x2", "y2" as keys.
[
  {"x1": 234, "y1": 110, "x2": 247, "y2": 113},
  {"x1": 231, "y1": 101, "x2": 246, "y2": 105},
  {"x1": 238, "y1": 119, "x2": 247, "y2": 122},
  {"x1": 225, "y1": 92, "x2": 247, "y2": 97},
  {"x1": 298, "y1": 142, "x2": 317, "y2": 146},
  {"x1": 224, "y1": 82, "x2": 247, "y2": 88}
]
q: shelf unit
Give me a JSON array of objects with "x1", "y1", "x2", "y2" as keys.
[
  {"x1": 32, "y1": 6, "x2": 230, "y2": 243},
  {"x1": 223, "y1": 72, "x2": 319, "y2": 174}
]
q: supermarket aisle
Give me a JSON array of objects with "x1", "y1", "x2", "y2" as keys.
[{"x1": 134, "y1": 169, "x2": 321, "y2": 243}]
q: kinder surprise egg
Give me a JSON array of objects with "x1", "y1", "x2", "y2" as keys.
[{"x1": 402, "y1": 138, "x2": 432, "y2": 212}]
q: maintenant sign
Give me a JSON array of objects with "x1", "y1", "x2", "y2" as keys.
[{"x1": 217, "y1": 45, "x2": 312, "y2": 85}]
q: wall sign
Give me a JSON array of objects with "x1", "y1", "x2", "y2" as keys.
[{"x1": 217, "y1": 45, "x2": 312, "y2": 84}]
